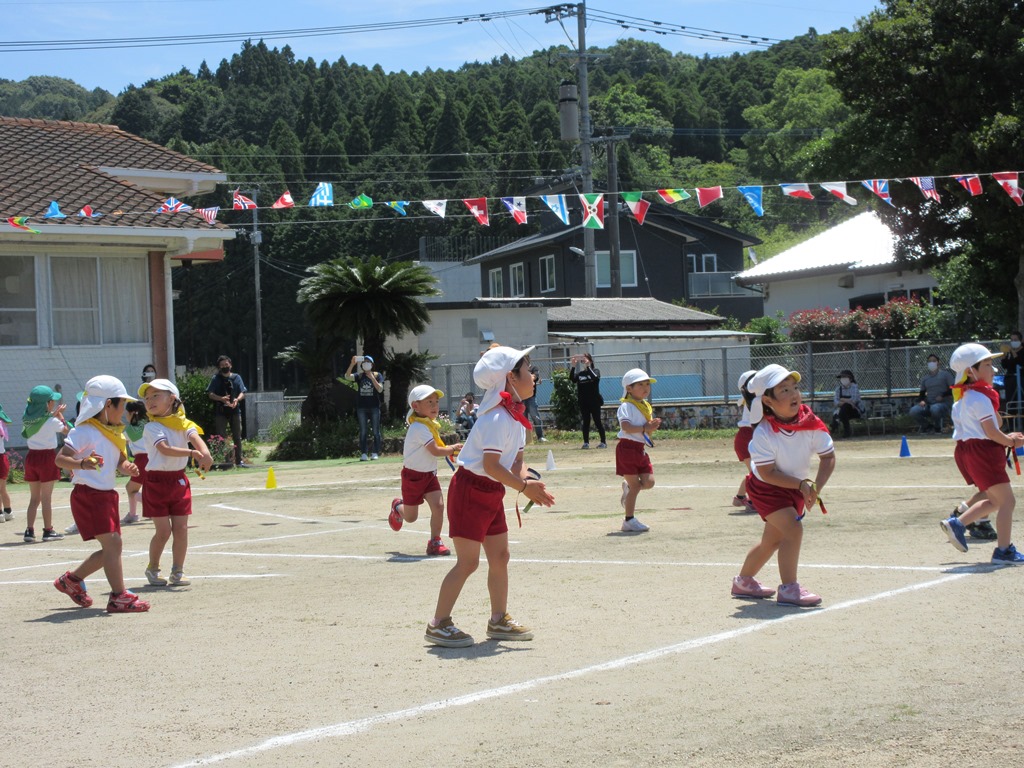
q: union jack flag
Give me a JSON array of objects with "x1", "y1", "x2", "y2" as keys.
[
  {"x1": 861, "y1": 179, "x2": 895, "y2": 207},
  {"x1": 158, "y1": 197, "x2": 192, "y2": 213},
  {"x1": 909, "y1": 176, "x2": 941, "y2": 203},
  {"x1": 198, "y1": 207, "x2": 220, "y2": 225},
  {"x1": 232, "y1": 190, "x2": 257, "y2": 210}
]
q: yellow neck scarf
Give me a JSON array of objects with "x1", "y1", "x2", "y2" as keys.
[
  {"x1": 620, "y1": 395, "x2": 653, "y2": 422},
  {"x1": 408, "y1": 415, "x2": 445, "y2": 447},
  {"x1": 80, "y1": 417, "x2": 127, "y2": 456},
  {"x1": 151, "y1": 406, "x2": 203, "y2": 436}
]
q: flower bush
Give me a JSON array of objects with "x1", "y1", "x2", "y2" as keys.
[{"x1": 788, "y1": 297, "x2": 926, "y2": 343}]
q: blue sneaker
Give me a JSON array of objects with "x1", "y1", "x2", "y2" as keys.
[
  {"x1": 940, "y1": 516, "x2": 968, "y2": 553},
  {"x1": 991, "y1": 544, "x2": 1024, "y2": 565}
]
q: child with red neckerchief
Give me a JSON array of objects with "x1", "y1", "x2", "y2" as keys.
[
  {"x1": 940, "y1": 344, "x2": 1024, "y2": 564},
  {"x1": 731, "y1": 364, "x2": 836, "y2": 607}
]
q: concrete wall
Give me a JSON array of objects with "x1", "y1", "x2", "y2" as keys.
[{"x1": 420, "y1": 260, "x2": 480, "y2": 304}]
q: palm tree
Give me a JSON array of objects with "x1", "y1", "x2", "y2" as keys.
[{"x1": 384, "y1": 349, "x2": 438, "y2": 423}]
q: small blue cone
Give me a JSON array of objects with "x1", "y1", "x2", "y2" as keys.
[{"x1": 899, "y1": 436, "x2": 911, "y2": 458}]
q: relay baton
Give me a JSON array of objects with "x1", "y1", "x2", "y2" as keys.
[{"x1": 1008, "y1": 446, "x2": 1021, "y2": 476}]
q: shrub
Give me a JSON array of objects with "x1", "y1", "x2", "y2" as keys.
[
  {"x1": 176, "y1": 370, "x2": 216, "y2": 436},
  {"x1": 4, "y1": 449, "x2": 25, "y2": 483},
  {"x1": 548, "y1": 368, "x2": 580, "y2": 430},
  {"x1": 266, "y1": 418, "x2": 360, "y2": 461}
]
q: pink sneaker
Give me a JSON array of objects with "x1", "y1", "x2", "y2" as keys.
[
  {"x1": 731, "y1": 495, "x2": 747, "y2": 508},
  {"x1": 426, "y1": 538, "x2": 451, "y2": 556},
  {"x1": 388, "y1": 498, "x2": 403, "y2": 531},
  {"x1": 54, "y1": 571, "x2": 93, "y2": 608},
  {"x1": 731, "y1": 575, "x2": 775, "y2": 599},
  {"x1": 777, "y1": 582, "x2": 822, "y2": 607},
  {"x1": 106, "y1": 590, "x2": 151, "y2": 613}
]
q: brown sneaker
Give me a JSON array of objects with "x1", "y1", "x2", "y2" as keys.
[
  {"x1": 425, "y1": 617, "x2": 474, "y2": 648},
  {"x1": 486, "y1": 613, "x2": 534, "y2": 641}
]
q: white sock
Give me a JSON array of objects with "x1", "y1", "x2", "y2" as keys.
[{"x1": 957, "y1": 501, "x2": 970, "y2": 515}]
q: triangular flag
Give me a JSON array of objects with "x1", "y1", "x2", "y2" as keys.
[
  {"x1": 309, "y1": 182, "x2": 334, "y2": 207},
  {"x1": 500, "y1": 196, "x2": 528, "y2": 224},
  {"x1": 955, "y1": 174, "x2": 984, "y2": 196},
  {"x1": 7, "y1": 217, "x2": 40, "y2": 234},
  {"x1": 198, "y1": 207, "x2": 219, "y2": 225},
  {"x1": 861, "y1": 179, "x2": 895, "y2": 207},
  {"x1": 992, "y1": 172, "x2": 1024, "y2": 206},
  {"x1": 696, "y1": 186, "x2": 723, "y2": 208},
  {"x1": 541, "y1": 195, "x2": 570, "y2": 225},
  {"x1": 232, "y1": 190, "x2": 257, "y2": 210},
  {"x1": 77, "y1": 205, "x2": 102, "y2": 218},
  {"x1": 348, "y1": 193, "x2": 373, "y2": 210},
  {"x1": 43, "y1": 201, "x2": 66, "y2": 219},
  {"x1": 386, "y1": 201, "x2": 409, "y2": 216},
  {"x1": 579, "y1": 193, "x2": 604, "y2": 229},
  {"x1": 748, "y1": 247, "x2": 759, "y2": 265},
  {"x1": 780, "y1": 183, "x2": 815, "y2": 200},
  {"x1": 463, "y1": 197, "x2": 489, "y2": 226},
  {"x1": 422, "y1": 199, "x2": 447, "y2": 218},
  {"x1": 908, "y1": 177, "x2": 941, "y2": 203},
  {"x1": 820, "y1": 182, "x2": 858, "y2": 205},
  {"x1": 158, "y1": 197, "x2": 191, "y2": 213},
  {"x1": 737, "y1": 186, "x2": 764, "y2": 217},
  {"x1": 271, "y1": 191, "x2": 294, "y2": 209},
  {"x1": 620, "y1": 192, "x2": 650, "y2": 225},
  {"x1": 656, "y1": 188, "x2": 691, "y2": 204}
]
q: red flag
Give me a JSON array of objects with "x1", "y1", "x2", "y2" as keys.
[
  {"x1": 232, "y1": 190, "x2": 257, "y2": 210},
  {"x1": 272, "y1": 191, "x2": 294, "y2": 209},
  {"x1": 955, "y1": 174, "x2": 983, "y2": 196},
  {"x1": 463, "y1": 197, "x2": 489, "y2": 226},
  {"x1": 696, "y1": 186, "x2": 723, "y2": 207},
  {"x1": 992, "y1": 172, "x2": 1024, "y2": 207},
  {"x1": 621, "y1": 192, "x2": 650, "y2": 225}
]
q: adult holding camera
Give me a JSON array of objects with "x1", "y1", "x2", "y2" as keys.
[
  {"x1": 570, "y1": 353, "x2": 606, "y2": 449},
  {"x1": 1000, "y1": 331, "x2": 1024, "y2": 426},
  {"x1": 346, "y1": 354, "x2": 384, "y2": 461},
  {"x1": 206, "y1": 355, "x2": 248, "y2": 466},
  {"x1": 456, "y1": 392, "x2": 478, "y2": 433},
  {"x1": 909, "y1": 353, "x2": 954, "y2": 434}
]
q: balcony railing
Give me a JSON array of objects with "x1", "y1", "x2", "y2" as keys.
[{"x1": 688, "y1": 271, "x2": 760, "y2": 298}]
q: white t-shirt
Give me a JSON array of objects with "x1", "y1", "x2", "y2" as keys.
[
  {"x1": 128, "y1": 433, "x2": 147, "y2": 456},
  {"x1": 403, "y1": 422, "x2": 439, "y2": 474},
  {"x1": 616, "y1": 401, "x2": 648, "y2": 443},
  {"x1": 64, "y1": 423, "x2": 122, "y2": 490},
  {"x1": 143, "y1": 421, "x2": 198, "y2": 471},
  {"x1": 952, "y1": 389, "x2": 998, "y2": 442},
  {"x1": 26, "y1": 416, "x2": 65, "y2": 450},
  {"x1": 749, "y1": 421, "x2": 835, "y2": 482},
  {"x1": 456, "y1": 406, "x2": 525, "y2": 477}
]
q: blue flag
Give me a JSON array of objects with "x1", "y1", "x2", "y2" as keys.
[
  {"x1": 737, "y1": 186, "x2": 764, "y2": 217},
  {"x1": 540, "y1": 194, "x2": 570, "y2": 226},
  {"x1": 309, "y1": 182, "x2": 334, "y2": 207}
]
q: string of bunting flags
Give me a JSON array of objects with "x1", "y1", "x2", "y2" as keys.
[{"x1": 5, "y1": 172, "x2": 1022, "y2": 234}]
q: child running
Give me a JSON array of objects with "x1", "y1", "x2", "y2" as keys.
[
  {"x1": 139, "y1": 378, "x2": 213, "y2": 586},
  {"x1": 425, "y1": 345, "x2": 554, "y2": 648},
  {"x1": 0, "y1": 401, "x2": 13, "y2": 523},
  {"x1": 731, "y1": 369, "x2": 758, "y2": 513},
  {"x1": 21, "y1": 385, "x2": 69, "y2": 542},
  {"x1": 52, "y1": 375, "x2": 150, "y2": 613},
  {"x1": 940, "y1": 343, "x2": 1024, "y2": 564},
  {"x1": 731, "y1": 364, "x2": 835, "y2": 606},
  {"x1": 389, "y1": 384, "x2": 462, "y2": 556},
  {"x1": 121, "y1": 400, "x2": 148, "y2": 524},
  {"x1": 617, "y1": 368, "x2": 661, "y2": 532}
]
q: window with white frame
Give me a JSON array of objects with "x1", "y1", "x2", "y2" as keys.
[
  {"x1": 488, "y1": 267, "x2": 503, "y2": 298},
  {"x1": 0, "y1": 255, "x2": 37, "y2": 346},
  {"x1": 687, "y1": 252, "x2": 718, "y2": 273},
  {"x1": 50, "y1": 255, "x2": 150, "y2": 345},
  {"x1": 540, "y1": 254, "x2": 556, "y2": 293},
  {"x1": 596, "y1": 250, "x2": 638, "y2": 288},
  {"x1": 510, "y1": 262, "x2": 526, "y2": 297}
]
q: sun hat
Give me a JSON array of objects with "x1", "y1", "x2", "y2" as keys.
[
  {"x1": 950, "y1": 343, "x2": 1000, "y2": 382},
  {"x1": 138, "y1": 378, "x2": 180, "y2": 400},
  {"x1": 28, "y1": 385, "x2": 61, "y2": 405},
  {"x1": 746, "y1": 364, "x2": 801, "y2": 423},
  {"x1": 407, "y1": 384, "x2": 443, "y2": 421},
  {"x1": 362, "y1": 355, "x2": 374, "y2": 364},
  {"x1": 736, "y1": 369, "x2": 757, "y2": 392},
  {"x1": 474, "y1": 345, "x2": 536, "y2": 414},
  {"x1": 621, "y1": 368, "x2": 656, "y2": 398},
  {"x1": 77, "y1": 375, "x2": 135, "y2": 424}
]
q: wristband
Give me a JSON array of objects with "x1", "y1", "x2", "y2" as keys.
[{"x1": 521, "y1": 480, "x2": 529, "y2": 493}]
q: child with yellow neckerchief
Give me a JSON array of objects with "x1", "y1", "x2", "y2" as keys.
[
  {"x1": 390, "y1": 384, "x2": 462, "y2": 556},
  {"x1": 139, "y1": 378, "x2": 213, "y2": 587},
  {"x1": 616, "y1": 368, "x2": 662, "y2": 532},
  {"x1": 52, "y1": 375, "x2": 150, "y2": 613}
]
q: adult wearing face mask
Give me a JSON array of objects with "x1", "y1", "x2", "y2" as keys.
[
  {"x1": 345, "y1": 354, "x2": 384, "y2": 461},
  {"x1": 830, "y1": 369, "x2": 863, "y2": 439},
  {"x1": 909, "y1": 354, "x2": 954, "y2": 434},
  {"x1": 141, "y1": 363, "x2": 157, "y2": 384},
  {"x1": 206, "y1": 355, "x2": 248, "y2": 467},
  {"x1": 1000, "y1": 331, "x2": 1024, "y2": 419}
]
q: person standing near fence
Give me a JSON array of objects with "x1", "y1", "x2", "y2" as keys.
[
  {"x1": 830, "y1": 370, "x2": 863, "y2": 439},
  {"x1": 570, "y1": 353, "x2": 606, "y2": 449},
  {"x1": 207, "y1": 356, "x2": 248, "y2": 467},
  {"x1": 522, "y1": 366, "x2": 547, "y2": 443},
  {"x1": 1000, "y1": 331, "x2": 1024, "y2": 427},
  {"x1": 909, "y1": 354, "x2": 954, "y2": 434}
]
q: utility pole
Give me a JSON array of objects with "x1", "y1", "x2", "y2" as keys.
[
  {"x1": 244, "y1": 190, "x2": 264, "y2": 392},
  {"x1": 606, "y1": 137, "x2": 620, "y2": 297}
]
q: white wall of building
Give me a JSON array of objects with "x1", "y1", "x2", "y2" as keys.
[{"x1": 764, "y1": 269, "x2": 938, "y2": 321}]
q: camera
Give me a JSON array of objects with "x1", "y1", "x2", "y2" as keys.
[{"x1": 355, "y1": 355, "x2": 364, "y2": 363}]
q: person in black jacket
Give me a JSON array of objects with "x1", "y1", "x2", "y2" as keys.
[{"x1": 569, "y1": 353, "x2": 606, "y2": 449}]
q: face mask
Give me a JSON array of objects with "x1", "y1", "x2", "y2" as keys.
[
  {"x1": 220, "y1": 367, "x2": 231, "y2": 375},
  {"x1": 142, "y1": 371, "x2": 155, "y2": 382},
  {"x1": 361, "y1": 362, "x2": 373, "y2": 372},
  {"x1": 839, "y1": 378, "x2": 851, "y2": 387},
  {"x1": 927, "y1": 362, "x2": 938, "y2": 372},
  {"x1": 1012, "y1": 341, "x2": 1022, "y2": 350}
]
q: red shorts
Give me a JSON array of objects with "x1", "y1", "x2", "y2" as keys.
[
  {"x1": 70, "y1": 485, "x2": 120, "y2": 541},
  {"x1": 0, "y1": 453, "x2": 8, "y2": 481},
  {"x1": 25, "y1": 448, "x2": 60, "y2": 483},
  {"x1": 746, "y1": 473, "x2": 805, "y2": 521},
  {"x1": 446, "y1": 469, "x2": 507, "y2": 542},
  {"x1": 616, "y1": 439, "x2": 653, "y2": 477},
  {"x1": 954, "y1": 439, "x2": 1010, "y2": 491},
  {"x1": 734, "y1": 426, "x2": 754, "y2": 461},
  {"x1": 400, "y1": 467, "x2": 441, "y2": 506},
  {"x1": 142, "y1": 470, "x2": 192, "y2": 518},
  {"x1": 131, "y1": 452, "x2": 148, "y2": 485}
]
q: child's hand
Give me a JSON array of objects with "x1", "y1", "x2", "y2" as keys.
[
  {"x1": 523, "y1": 480, "x2": 555, "y2": 508},
  {"x1": 800, "y1": 479, "x2": 818, "y2": 509},
  {"x1": 122, "y1": 460, "x2": 139, "y2": 477},
  {"x1": 81, "y1": 452, "x2": 104, "y2": 470},
  {"x1": 55, "y1": 403, "x2": 67, "y2": 417},
  {"x1": 647, "y1": 417, "x2": 662, "y2": 433},
  {"x1": 197, "y1": 452, "x2": 214, "y2": 472},
  {"x1": 449, "y1": 443, "x2": 463, "y2": 455}
]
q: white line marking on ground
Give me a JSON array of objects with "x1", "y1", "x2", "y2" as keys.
[
  {"x1": 168, "y1": 572, "x2": 969, "y2": 768},
  {"x1": 3, "y1": 574, "x2": 287, "y2": 586},
  {"x1": 211, "y1": 503, "x2": 322, "y2": 522}
]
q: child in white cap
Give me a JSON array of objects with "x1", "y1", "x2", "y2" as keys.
[
  {"x1": 731, "y1": 369, "x2": 758, "y2": 513},
  {"x1": 939, "y1": 343, "x2": 1024, "y2": 564},
  {"x1": 139, "y1": 378, "x2": 214, "y2": 586},
  {"x1": 616, "y1": 368, "x2": 662, "y2": 532},
  {"x1": 425, "y1": 345, "x2": 555, "y2": 648},
  {"x1": 732, "y1": 364, "x2": 835, "y2": 607},
  {"x1": 389, "y1": 384, "x2": 462, "y2": 557},
  {"x1": 52, "y1": 375, "x2": 149, "y2": 613}
]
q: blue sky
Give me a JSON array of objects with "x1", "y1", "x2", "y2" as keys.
[{"x1": 2, "y1": 1, "x2": 881, "y2": 94}]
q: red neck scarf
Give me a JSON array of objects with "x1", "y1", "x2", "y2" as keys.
[
  {"x1": 499, "y1": 391, "x2": 533, "y2": 429},
  {"x1": 953, "y1": 380, "x2": 1001, "y2": 413},
  {"x1": 764, "y1": 404, "x2": 828, "y2": 433}
]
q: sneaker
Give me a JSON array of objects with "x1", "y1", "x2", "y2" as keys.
[
  {"x1": 732, "y1": 495, "x2": 748, "y2": 508},
  {"x1": 54, "y1": 572, "x2": 93, "y2": 608},
  {"x1": 168, "y1": 570, "x2": 190, "y2": 586},
  {"x1": 991, "y1": 544, "x2": 1024, "y2": 565},
  {"x1": 620, "y1": 480, "x2": 629, "y2": 509},
  {"x1": 360, "y1": 453, "x2": 369, "y2": 462},
  {"x1": 23, "y1": 527, "x2": 35, "y2": 543},
  {"x1": 2, "y1": 510, "x2": 11, "y2": 521},
  {"x1": 425, "y1": 617, "x2": 474, "y2": 647},
  {"x1": 107, "y1": 590, "x2": 150, "y2": 613},
  {"x1": 969, "y1": 520, "x2": 998, "y2": 540},
  {"x1": 731, "y1": 575, "x2": 776, "y2": 599},
  {"x1": 121, "y1": 512, "x2": 140, "y2": 525},
  {"x1": 940, "y1": 516, "x2": 968, "y2": 553},
  {"x1": 538, "y1": 437, "x2": 548, "y2": 443},
  {"x1": 145, "y1": 568, "x2": 168, "y2": 586},
  {"x1": 486, "y1": 613, "x2": 534, "y2": 641},
  {"x1": 42, "y1": 528, "x2": 64, "y2": 542},
  {"x1": 621, "y1": 517, "x2": 649, "y2": 533},
  {"x1": 370, "y1": 453, "x2": 379, "y2": 461},
  {"x1": 64, "y1": 522, "x2": 79, "y2": 535},
  {"x1": 777, "y1": 582, "x2": 822, "y2": 607},
  {"x1": 744, "y1": 499, "x2": 757, "y2": 514},
  {"x1": 388, "y1": 498, "x2": 403, "y2": 531},
  {"x1": 597, "y1": 442, "x2": 608, "y2": 449},
  {"x1": 426, "y1": 538, "x2": 451, "y2": 556},
  {"x1": 581, "y1": 443, "x2": 590, "y2": 450}
]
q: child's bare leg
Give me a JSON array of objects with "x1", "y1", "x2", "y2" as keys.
[
  {"x1": 94, "y1": 531, "x2": 126, "y2": 593},
  {"x1": 39, "y1": 481, "x2": 56, "y2": 529},
  {"x1": 424, "y1": 490, "x2": 444, "y2": 540},
  {"x1": 959, "y1": 495, "x2": 1000, "y2": 527},
  {"x1": 432, "y1": 537, "x2": 480, "y2": 621},
  {"x1": 72, "y1": 549, "x2": 106, "y2": 581},
  {"x1": 982, "y1": 483, "x2": 1015, "y2": 550},
  {"x1": 26, "y1": 480, "x2": 40, "y2": 529},
  {"x1": 170, "y1": 515, "x2": 189, "y2": 570},
  {"x1": 482, "y1": 532, "x2": 511, "y2": 620},
  {"x1": 400, "y1": 501, "x2": 420, "y2": 524},
  {"x1": 737, "y1": 460, "x2": 751, "y2": 497},
  {"x1": 623, "y1": 474, "x2": 653, "y2": 515},
  {"x1": 739, "y1": 520, "x2": 784, "y2": 579},
  {"x1": 126, "y1": 481, "x2": 142, "y2": 517},
  {"x1": 0, "y1": 478, "x2": 11, "y2": 510},
  {"x1": 148, "y1": 517, "x2": 171, "y2": 569},
  {"x1": 765, "y1": 509, "x2": 804, "y2": 585}
]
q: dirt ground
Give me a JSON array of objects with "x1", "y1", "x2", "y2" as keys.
[{"x1": 3, "y1": 433, "x2": 1023, "y2": 768}]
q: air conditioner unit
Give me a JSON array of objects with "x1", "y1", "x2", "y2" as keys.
[{"x1": 837, "y1": 274, "x2": 855, "y2": 288}]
